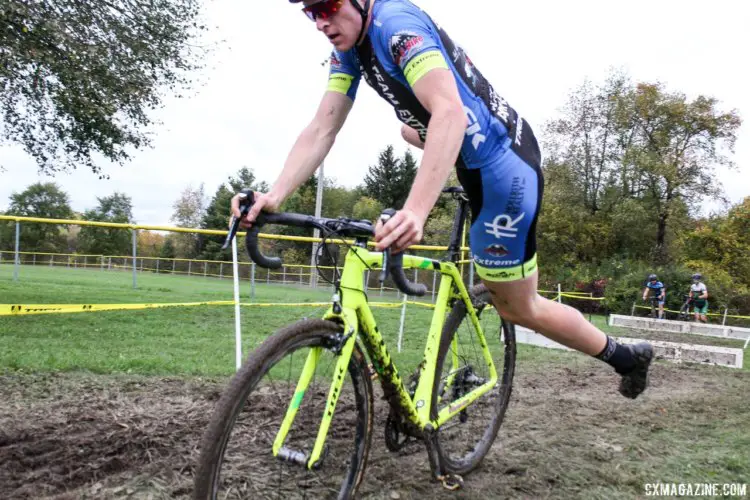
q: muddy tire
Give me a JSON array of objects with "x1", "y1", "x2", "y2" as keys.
[
  {"x1": 194, "y1": 319, "x2": 373, "y2": 500},
  {"x1": 430, "y1": 284, "x2": 516, "y2": 475}
]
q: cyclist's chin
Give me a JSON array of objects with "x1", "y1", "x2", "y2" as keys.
[{"x1": 328, "y1": 33, "x2": 355, "y2": 51}]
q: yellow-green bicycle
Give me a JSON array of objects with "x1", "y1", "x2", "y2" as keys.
[{"x1": 194, "y1": 188, "x2": 516, "y2": 499}]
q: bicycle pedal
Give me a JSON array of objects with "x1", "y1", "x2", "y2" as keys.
[{"x1": 438, "y1": 473, "x2": 464, "y2": 491}]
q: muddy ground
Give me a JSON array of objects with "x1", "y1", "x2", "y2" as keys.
[{"x1": 2, "y1": 353, "x2": 748, "y2": 499}]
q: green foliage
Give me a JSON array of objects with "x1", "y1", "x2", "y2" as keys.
[
  {"x1": 77, "y1": 192, "x2": 134, "y2": 256},
  {"x1": 0, "y1": 0, "x2": 208, "y2": 175},
  {"x1": 5, "y1": 182, "x2": 73, "y2": 252},
  {"x1": 363, "y1": 146, "x2": 417, "y2": 209},
  {"x1": 352, "y1": 196, "x2": 383, "y2": 222},
  {"x1": 199, "y1": 167, "x2": 268, "y2": 261},
  {"x1": 170, "y1": 183, "x2": 206, "y2": 259}
]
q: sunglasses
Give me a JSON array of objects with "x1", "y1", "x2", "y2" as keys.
[{"x1": 302, "y1": 0, "x2": 344, "y2": 21}]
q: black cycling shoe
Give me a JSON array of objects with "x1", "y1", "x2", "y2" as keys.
[{"x1": 618, "y1": 343, "x2": 654, "y2": 399}]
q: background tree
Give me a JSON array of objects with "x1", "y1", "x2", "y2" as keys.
[
  {"x1": 363, "y1": 146, "x2": 418, "y2": 209},
  {"x1": 5, "y1": 182, "x2": 73, "y2": 252},
  {"x1": 170, "y1": 183, "x2": 206, "y2": 258},
  {"x1": 199, "y1": 167, "x2": 268, "y2": 260},
  {"x1": 1, "y1": 0, "x2": 208, "y2": 175},
  {"x1": 77, "y1": 192, "x2": 134, "y2": 255}
]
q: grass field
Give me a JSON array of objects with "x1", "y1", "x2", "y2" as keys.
[{"x1": 2, "y1": 264, "x2": 749, "y2": 499}]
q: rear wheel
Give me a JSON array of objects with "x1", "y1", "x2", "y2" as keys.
[
  {"x1": 194, "y1": 319, "x2": 373, "y2": 500},
  {"x1": 430, "y1": 284, "x2": 516, "y2": 475}
]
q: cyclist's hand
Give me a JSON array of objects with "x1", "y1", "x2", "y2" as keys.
[
  {"x1": 374, "y1": 208, "x2": 424, "y2": 254},
  {"x1": 230, "y1": 192, "x2": 281, "y2": 229}
]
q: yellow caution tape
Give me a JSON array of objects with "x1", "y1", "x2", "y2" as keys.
[
  {"x1": 0, "y1": 301, "x2": 234, "y2": 316},
  {"x1": 559, "y1": 293, "x2": 604, "y2": 301},
  {"x1": 0, "y1": 300, "x2": 435, "y2": 316}
]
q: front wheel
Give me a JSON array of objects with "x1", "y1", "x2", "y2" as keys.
[
  {"x1": 194, "y1": 319, "x2": 374, "y2": 500},
  {"x1": 430, "y1": 284, "x2": 516, "y2": 475}
]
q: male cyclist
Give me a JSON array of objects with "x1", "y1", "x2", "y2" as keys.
[
  {"x1": 642, "y1": 274, "x2": 666, "y2": 319},
  {"x1": 690, "y1": 273, "x2": 709, "y2": 323},
  {"x1": 231, "y1": 0, "x2": 653, "y2": 398}
]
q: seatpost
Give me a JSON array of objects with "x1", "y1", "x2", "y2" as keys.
[{"x1": 446, "y1": 195, "x2": 470, "y2": 263}]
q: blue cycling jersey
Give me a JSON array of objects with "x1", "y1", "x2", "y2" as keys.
[
  {"x1": 327, "y1": 0, "x2": 543, "y2": 281},
  {"x1": 646, "y1": 281, "x2": 665, "y2": 298}
]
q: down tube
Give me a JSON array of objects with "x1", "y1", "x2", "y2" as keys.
[{"x1": 357, "y1": 304, "x2": 423, "y2": 427}]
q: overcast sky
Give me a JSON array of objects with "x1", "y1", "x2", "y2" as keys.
[{"x1": 1, "y1": 0, "x2": 747, "y2": 226}]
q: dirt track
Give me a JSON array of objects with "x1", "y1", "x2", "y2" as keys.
[{"x1": 2, "y1": 355, "x2": 748, "y2": 499}]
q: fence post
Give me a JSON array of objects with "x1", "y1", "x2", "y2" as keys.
[
  {"x1": 219, "y1": 262, "x2": 223, "y2": 280},
  {"x1": 397, "y1": 293, "x2": 408, "y2": 353},
  {"x1": 469, "y1": 260, "x2": 474, "y2": 289},
  {"x1": 33, "y1": 253, "x2": 36, "y2": 266},
  {"x1": 74, "y1": 256, "x2": 77, "y2": 269},
  {"x1": 722, "y1": 307, "x2": 728, "y2": 327},
  {"x1": 0, "y1": 250, "x2": 3, "y2": 264},
  {"x1": 188, "y1": 260, "x2": 192, "y2": 276},
  {"x1": 13, "y1": 221, "x2": 20, "y2": 282},
  {"x1": 172, "y1": 259, "x2": 176, "y2": 274},
  {"x1": 50, "y1": 255, "x2": 53, "y2": 267},
  {"x1": 83, "y1": 256, "x2": 86, "y2": 269},
  {"x1": 108, "y1": 257, "x2": 112, "y2": 271},
  {"x1": 132, "y1": 229, "x2": 138, "y2": 289},
  {"x1": 631, "y1": 301, "x2": 636, "y2": 316},
  {"x1": 266, "y1": 268, "x2": 270, "y2": 284},
  {"x1": 67, "y1": 255, "x2": 70, "y2": 268},
  {"x1": 283, "y1": 265, "x2": 286, "y2": 285},
  {"x1": 251, "y1": 263, "x2": 256, "y2": 300},
  {"x1": 432, "y1": 271, "x2": 437, "y2": 303},
  {"x1": 557, "y1": 283, "x2": 562, "y2": 304},
  {"x1": 204, "y1": 261, "x2": 207, "y2": 278},
  {"x1": 156, "y1": 258, "x2": 160, "y2": 274}
]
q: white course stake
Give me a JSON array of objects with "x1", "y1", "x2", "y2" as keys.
[
  {"x1": 397, "y1": 292, "x2": 408, "y2": 353},
  {"x1": 231, "y1": 235, "x2": 243, "y2": 371}
]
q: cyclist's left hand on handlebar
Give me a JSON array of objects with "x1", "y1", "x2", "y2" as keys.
[{"x1": 374, "y1": 208, "x2": 424, "y2": 254}]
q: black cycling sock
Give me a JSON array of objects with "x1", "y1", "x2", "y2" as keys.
[{"x1": 595, "y1": 336, "x2": 636, "y2": 374}]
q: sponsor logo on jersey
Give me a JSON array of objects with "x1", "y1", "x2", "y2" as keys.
[
  {"x1": 390, "y1": 31, "x2": 425, "y2": 67},
  {"x1": 505, "y1": 176, "x2": 526, "y2": 217},
  {"x1": 484, "y1": 213, "x2": 525, "y2": 239},
  {"x1": 473, "y1": 255, "x2": 521, "y2": 267},
  {"x1": 464, "y1": 107, "x2": 486, "y2": 150},
  {"x1": 484, "y1": 244, "x2": 509, "y2": 257},
  {"x1": 329, "y1": 52, "x2": 342, "y2": 70},
  {"x1": 360, "y1": 61, "x2": 429, "y2": 139}
]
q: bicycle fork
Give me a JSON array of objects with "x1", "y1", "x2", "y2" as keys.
[{"x1": 271, "y1": 310, "x2": 359, "y2": 470}]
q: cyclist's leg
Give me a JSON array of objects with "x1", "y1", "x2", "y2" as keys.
[
  {"x1": 658, "y1": 300, "x2": 665, "y2": 319},
  {"x1": 459, "y1": 141, "x2": 652, "y2": 398},
  {"x1": 699, "y1": 302, "x2": 709, "y2": 323}
]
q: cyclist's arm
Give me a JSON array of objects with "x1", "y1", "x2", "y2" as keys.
[
  {"x1": 401, "y1": 124, "x2": 425, "y2": 150},
  {"x1": 700, "y1": 288, "x2": 708, "y2": 299},
  {"x1": 402, "y1": 69, "x2": 467, "y2": 222},
  {"x1": 660, "y1": 287, "x2": 666, "y2": 300},
  {"x1": 642, "y1": 287, "x2": 649, "y2": 300},
  {"x1": 266, "y1": 91, "x2": 353, "y2": 204}
]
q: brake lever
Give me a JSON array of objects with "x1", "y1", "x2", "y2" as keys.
[
  {"x1": 378, "y1": 210, "x2": 395, "y2": 283},
  {"x1": 221, "y1": 192, "x2": 252, "y2": 250}
]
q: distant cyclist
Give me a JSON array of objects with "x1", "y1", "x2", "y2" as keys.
[
  {"x1": 689, "y1": 273, "x2": 709, "y2": 323},
  {"x1": 231, "y1": 0, "x2": 653, "y2": 398},
  {"x1": 642, "y1": 274, "x2": 666, "y2": 319}
]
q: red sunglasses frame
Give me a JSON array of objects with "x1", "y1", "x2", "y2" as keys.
[{"x1": 302, "y1": 0, "x2": 345, "y2": 21}]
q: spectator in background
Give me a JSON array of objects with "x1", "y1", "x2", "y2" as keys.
[
  {"x1": 643, "y1": 274, "x2": 666, "y2": 319},
  {"x1": 690, "y1": 273, "x2": 709, "y2": 323}
]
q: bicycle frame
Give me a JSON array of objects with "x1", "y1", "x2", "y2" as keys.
[{"x1": 271, "y1": 244, "x2": 498, "y2": 469}]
